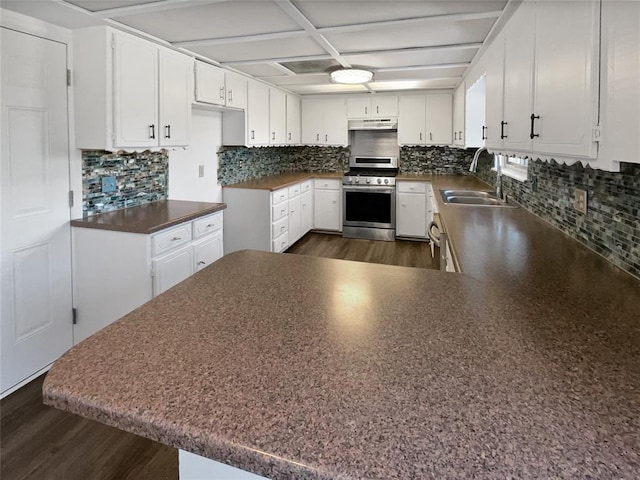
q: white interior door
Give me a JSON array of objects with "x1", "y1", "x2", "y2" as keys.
[{"x1": 1, "y1": 28, "x2": 73, "y2": 395}]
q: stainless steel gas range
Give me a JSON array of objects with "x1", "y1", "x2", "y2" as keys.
[{"x1": 342, "y1": 156, "x2": 398, "y2": 241}]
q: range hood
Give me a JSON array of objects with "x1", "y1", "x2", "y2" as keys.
[{"x1": 348, "y1": 118, "x2": 398, "y2": 130}]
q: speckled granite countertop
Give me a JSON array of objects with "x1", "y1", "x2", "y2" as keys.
[
  {"x1": 224, "y1": 172, "x2": 343, "y2": 191},
  {"x1": 70, "y1": 200, "x2": 227, "y2": 234}
]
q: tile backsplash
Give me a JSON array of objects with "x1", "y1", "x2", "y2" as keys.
[
  {"x1": 82, "y1": 150, "x2": 168, "y2": 216},
  {"x1": 475, "y1": 153, "x2": 640, "y2": 279},
  {"x1": 399, "y1": 146, "x2": 475, "y2": 175}
]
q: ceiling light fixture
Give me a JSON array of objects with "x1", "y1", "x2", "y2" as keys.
[{"x1": 330, "y1": 68, "x2": 374, "y2": 84}]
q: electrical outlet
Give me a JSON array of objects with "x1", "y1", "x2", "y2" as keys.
[
  {"x1": 574, "y1": 188, "x2": 588, "y2": 214},
  {"x1": 198, "y1": 165, "x2": 205, "y2": 178},
  {"x1": 101, "y1": 176, "x2": 117, "y2": 193}
]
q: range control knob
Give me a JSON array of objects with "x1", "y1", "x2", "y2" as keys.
[
  {"x1": 355, "y1": 178, "x2": 360, "y2": 184},
  {"x1": 384, "y1": 178, "x2": 389, "y2": 184},
  {"x1": 377, "y1": 178, "x2": 382, "y2": 184},
  {"x1": 348, "y1": 177, "x2": 353, "y2": 183},
  {"x1": 366, "y1": 178, "x2": 371, "y2": 184}
]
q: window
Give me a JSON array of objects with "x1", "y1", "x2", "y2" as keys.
[{"x1": 493, "y1": 154, "x2": 529, "y2": 182}]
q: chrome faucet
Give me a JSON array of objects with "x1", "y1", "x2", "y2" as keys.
[
  {"x1": 469, "y1": 146, "x2": 486, "y2": 173},
  {"x1": 495, "y1": 155, "x2": 504, "y2": 200}
]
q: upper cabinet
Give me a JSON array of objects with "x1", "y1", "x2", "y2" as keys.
[
  {"x1": 301, "y1": 98, "x2": 348, "y2": 146},
  {"x1": 346, "y1": 96, "x2": 398, "y2": 118},
  {"x1": 246, "y1": 81, "x2": 270, "y2": 146},
  {"x1": 598, "y1": 0, "x2": 640, "y2": 166},
  {"x1": 398, "y1": 94, "x2": 452, "y2": 146},
  {"x1": 286, "y1": 94, "x2": 301, "y2": 145},
  {"x1": 452, "y1": 82, "x2": 465, "y2": 146},
  {"x1": 484, "y1": 30, "x2": 506, "y2": 151},
  {"x1": 74, "y1": 27, "x2": 193, "y2": 150},
  {"x1": 269, "y1": 87, "x2": 286, "y2": 145},
  {"x1": 497, "y1": 0, "x2": 600, "y2": 158},
  {"x1": 194, "y1": 61, "x2": 247, "y2": 110}
]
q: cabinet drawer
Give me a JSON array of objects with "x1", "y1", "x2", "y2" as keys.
[
  {"x1": 193, "y1": 212, "x2": 222, "y2": 239},
  {"x1": 271, "y1": 188, "x2": 289, "y2": 205},
  {"x1": 272, "y1": 231, "x2": 289, "y2": 253},
  {"x1": 288, "y1": 184, "x2": 301, "y2": 197},
  {"x1": 272, "y1": 215, "x2": 288, "y2": 239},
  {"x1": 300, "y1": 180, "x2": 312, "y2": 194},
  {"x1": 152, "y1": 224, "x2": 192, "y2": 256},
  {"x1": 397, "y1": 181, "x2": 427, "y2": 193},
  {"x1": 313, "y1": 179, "x2": 340, "y2": 190},
  {"x1": 272, "y1": 202, "x2": 289, "y2": 222}
]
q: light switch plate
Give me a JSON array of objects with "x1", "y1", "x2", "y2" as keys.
[
  {"x1": 198, "y1": 165, "x2": 205, "y2": 178},
  {"x1": 574, "y1": 188, "x2": 587, "y2": 214},
  {"x1": 101, "y1": 176, "x2": 117, "y2": 193}
]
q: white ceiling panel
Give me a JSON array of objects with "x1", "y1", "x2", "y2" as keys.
[
  {"x1": 369, "y1": 79, "x2": 460, "y2": 92},
  {"x1": 292, "y1": 0, "x2": 507, "y2": 28},
  {"x1": 0, "y1": 1, "x2": 103, "y2": 28},
  {"x1": 265, "y1": 73, "x2": 330, "y2": 86},
  {"x1": 344, "y1": 49, "x2": 477, "y2": 70},
  {"x1": 325, "y1": 17, "x2": 497, "y2": 53},
  {"x1": 66, "y1": 0, "x2": 158, "y2": 12},
  {"x1": 193, "y1": 36, "x2": 326, "y2": 63},
  {"x1": 288, "y1": 83, "x2": 369, "y2": 94},
  {"x1": 232, "y1": 64, "x2": 292, "y2": 78},
  {"x1": 116, "y1": 1, "x2": 303, "y2": 43},
  {"x1": 373, "y1": 67, "x2": 467, "y2": 81}
]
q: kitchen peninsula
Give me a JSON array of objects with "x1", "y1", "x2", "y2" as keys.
[{"x1": 44, "y1": 178, "x2": 640, "y2": 479}]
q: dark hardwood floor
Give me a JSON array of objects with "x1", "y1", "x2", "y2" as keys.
[
  {"x1": 1, "y1": 375, "x2": 178, "y2": 480},
  {"x1": 286, "y1": 232, "x2": 437, "y2": 269},
  {"x1": 1, "y1": 233, "x2": 434, "y2": 480}
]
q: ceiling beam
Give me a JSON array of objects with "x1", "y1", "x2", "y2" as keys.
[
  {"x1": 274, "y1": 0, "x2": 351, "y2": 68},
  {"x1": 173, "y1": 29, "x2": 307, "y2": 48},
  {"x1": 375, "y1": 62, "x2": 471, "y2": 73},
  {"x1": 222, "y1": 53, "x2": 334, "y2": 67},
  {"x1": 270, "y1": 63, "x2": 297, "y2": 76},
  {"x1": 86, "y1": 0, "x2": 228, "y2": 19}
]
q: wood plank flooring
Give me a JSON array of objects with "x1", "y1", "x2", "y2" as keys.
[
  {"x1": 286, "y1": 233, "x2": 436, "y2": 269},
  {"x1": 1, "y1": 233, "x2": 435, "y2": 480}
]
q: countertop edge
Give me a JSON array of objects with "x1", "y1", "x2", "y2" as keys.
[{"x1": 223, "y1": 172, "x2": 343, "y2": 191}]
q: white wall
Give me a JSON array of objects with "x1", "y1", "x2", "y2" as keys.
[{"x1": 168, "y1": 108, "x2": 223, "y2": 202}]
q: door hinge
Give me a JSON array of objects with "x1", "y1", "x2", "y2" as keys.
[
  {"x1": 72, "y1": 308, "x2": 77, "y2": 325},
  {"x1": 66, "y1": 69, "x2": 71, "y2": 87},
  {"x1": 592, "y1": 125, "x2": 601, "y2": 142},
  {"x1": 68, "y1": 190, "x2": 74, "y2": 208}
]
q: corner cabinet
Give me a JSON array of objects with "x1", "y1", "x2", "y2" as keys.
[
  {"x1": 72, "y1": 211, "x2": 224, "y2": 343},
  {"x1": 74, "y1": 26, "x2": 193, "y2": 150}
]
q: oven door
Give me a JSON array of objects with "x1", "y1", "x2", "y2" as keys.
[{"x1": 343, "y1": 186, "x2": 396, "y2": 229}]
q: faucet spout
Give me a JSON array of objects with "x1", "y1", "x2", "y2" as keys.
[{"x1": 469, "y1": 147, "x2": 487, "y2": 173}]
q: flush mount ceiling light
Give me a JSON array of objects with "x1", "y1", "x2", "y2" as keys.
[{"x1": 330, "y1": 68, "x2": 374, "y2": 84}]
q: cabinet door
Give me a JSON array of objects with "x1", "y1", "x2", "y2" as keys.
[
  {"x1": 485, "y1": 31, "x2": 506, "y2": 150},
  {"x1": 347, "y1": 97, "x2": 371, "y2": 118},
  {"x1": 300, "y1": 189, "x2": 313, "y2": 235},
  {"x1": 113, "y1": 33, "x2": 158, "y2": 148},
  {"x1": 159, "y1": 49, "x2": 192, "y2": 147},
  {"x1": 452, "y1": 82, "x2": 465, "y2": 146},
  {"x1": 532, "y1": 0, "x2": 599, "y2": 158},
  {"x1": 152, "y1": 246, "x2": 194, "y2": 296},
  {"x1": 225, "y1": 71, "x2": 247, "y2": 109},
  {"x1": 322, "y1": 98, "x2": 348, "y2": 145},
  {"x1": 194, "y1": 61, "x2": 225, "y2": 106},
  {"x1": 314, "y1": 189, "x2": 341, "y2": 231},
  {"x1": 373, "y1": 96, "x2": 398, "y2": 117},
  {"x1": 288, "y1": 195, "x2": 302, "y2": 244},
  {"x1": 301, "y1": 99, "x2": 324, "y2": 145},
  {"x1": 425, "y1": 94, "x2": 452, "y2": 145},
  {"x1": 397, "y1": 192, "x2": 426, "y2": 238},
  {"x1": 247, "y1": 81, "x2": 270, "y2": 145},
  {"x1": 398, "y1": 96, "x2": 426, "y2": 145},
  {"x1": 286, "y1": 94, "x2": 301, "y2": 144},
  {"x1": 269, "y1": 87, "x2": 287, "y2": 145},
  {"x1": 502, "y1": 1, "x2": 535, "y2": 152},
  {"x1": 193, "y1": 231, "x2": 223, "y2": 271}
]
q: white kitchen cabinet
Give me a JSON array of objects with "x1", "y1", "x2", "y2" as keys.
[
  {"x1": 500, "y1": 0, "x2": 600, "y2": 158},
  {"x1": 599, "y1": 0, "x2": 640, "y2": 167},
  {"x1": 313, "y1": 179, "x2": 341, "y2": 231},
  {"x1": 347, "y1": 96, "x2": 398, "y2": 118},
  {"x1": 72, "y1": 211, "x2": 224, "y2": 343},
  {"x1": 225, "y1": 71, "x2": 247, "y2": 109},
  {"x1": 74, "y1": 26, "x2": 192, "y2": 150},
  {"x1": 301, "y1": 98, "x2": 347, "y2": 146},
  {"x1": 484, "y1": 30, "x2": 506, "y2": 151},
  {"x1": 194, "y1": 61, "x2": 247, "y2": 110},
  {"x1": 396, "y1": 181, "x2": 428, "y2": 239},
  {"x1": 288, "y1": 194, "x2": 302, "y2": 245},
  {"x1": 269, "y1": 87, "x2": 287, "y2": 145},
  {"x1": 399, "y1": 94, "x2": 452, "y2": 145},
  {"x1": 247, "y1": 81, "x2": 270, "y2": 146},
  {"x1": 300, "y1": 186, "x2": 313, "y2": 234},
  {"x1": 286, "y1": 94, "x2": 301, "y2": 144},
  {"x1": 452, "y1": 82, "x2": 465, "y2": 146}
]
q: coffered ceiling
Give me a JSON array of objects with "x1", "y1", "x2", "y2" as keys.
[{"x1": 1, "y1": 0, "x2": 515, "y2": 95}]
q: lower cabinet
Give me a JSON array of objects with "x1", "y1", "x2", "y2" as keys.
[
  {"x1": 313, "y1": 179, "x2": 342, "y2": 231},
  {"x1": 72, "y1": 211, "x2": 224, "y2": 342},
  {"x1": 396, "y1": 181, "x2": 430, "y2": 239}
]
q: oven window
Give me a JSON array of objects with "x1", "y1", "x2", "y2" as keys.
[{"x1": 345, "y1": 191, "x2": 391, "y2": 224}]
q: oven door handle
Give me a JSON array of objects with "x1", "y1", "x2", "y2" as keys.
[{"x1": 343, "y1": 186, "x2": 395, "y2": 194}]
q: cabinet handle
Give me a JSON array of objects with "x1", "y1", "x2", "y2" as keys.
[
  {"x1": 251, "y1": 130, "x2": 255, "y2": 140},
  {"x1": 459, "y1": 130, "x2": 463, "y2": 140},
  {"x1": 220, "y1": 86, "x2": 224, "y2": 100},
  {"x1": 165, "y1": 124, "x2": 171, "y2": 139},
  {"x1": 288, "y1": 132, "x2": 291, "y2": 141},
  {"x1": 529, "y1": 114, "x2": 540, "y2": 139},
  {"x1": 272, "y1": 132, "x2": 275, "y2": 141},
  {"x1": 325, "y1": 134, "x2": 328, "y2": 142},
  {"x1": 149, "y1": 124, "x2": 155, "y2": 139},
  {"x1": 454, "y1": 131, "x2": 457, "y2": 140},
  {"x1": 365, "y1": 106, "x2": 368, "y2": 115},
  {"x1": 500, "y1": 121, "x2": 508, "y2": 139},
  {"x1": 281, "y1": 226, "x2": 285, "y2": 231},
  {"x1": 481, "y1": 125, "x2": 487, "y2": 140},
  {"x1": 430, "y1": 132, "x2": 433, "y2": 141},
  {"x1": 419, "y1": 132, "x2": 422, "y2": 141},
  {"x1": 206, "y1": 223, "x2": 215, "y2": 228},
  {"x1": 170, "y1": 236, "x2": 182, "y2": 241},
  {"x1": 228, "y1": 89, "x2": 233, "y2": 102},
  {"x1": 376, "y1": 105, "x2": 379, "y2": 114},
  {"x1": 316, "y1": 133, "x2": 320, "y2": 142},
  {"x1": 197, "y1": 261, "x2": 206, "y2": 266}
]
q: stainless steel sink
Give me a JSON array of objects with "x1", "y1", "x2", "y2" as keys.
[{"x1": 439, "y1": 189, "x2": 518, "y2": 208}]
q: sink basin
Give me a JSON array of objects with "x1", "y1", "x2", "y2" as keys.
[{"x1": 439, "y1": 189, "x2": 518, "y2": 208}]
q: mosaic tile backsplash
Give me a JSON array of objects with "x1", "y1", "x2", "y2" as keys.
[
  {"x1": 399, "y1": 146, "x2": 475, "y2": 175},
  {"x1": 82, "y1": 150, "x2": 168, "y2": 216},
  {"x1": 475, "y1": 154, "x2": 640, "y2": 279}
]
